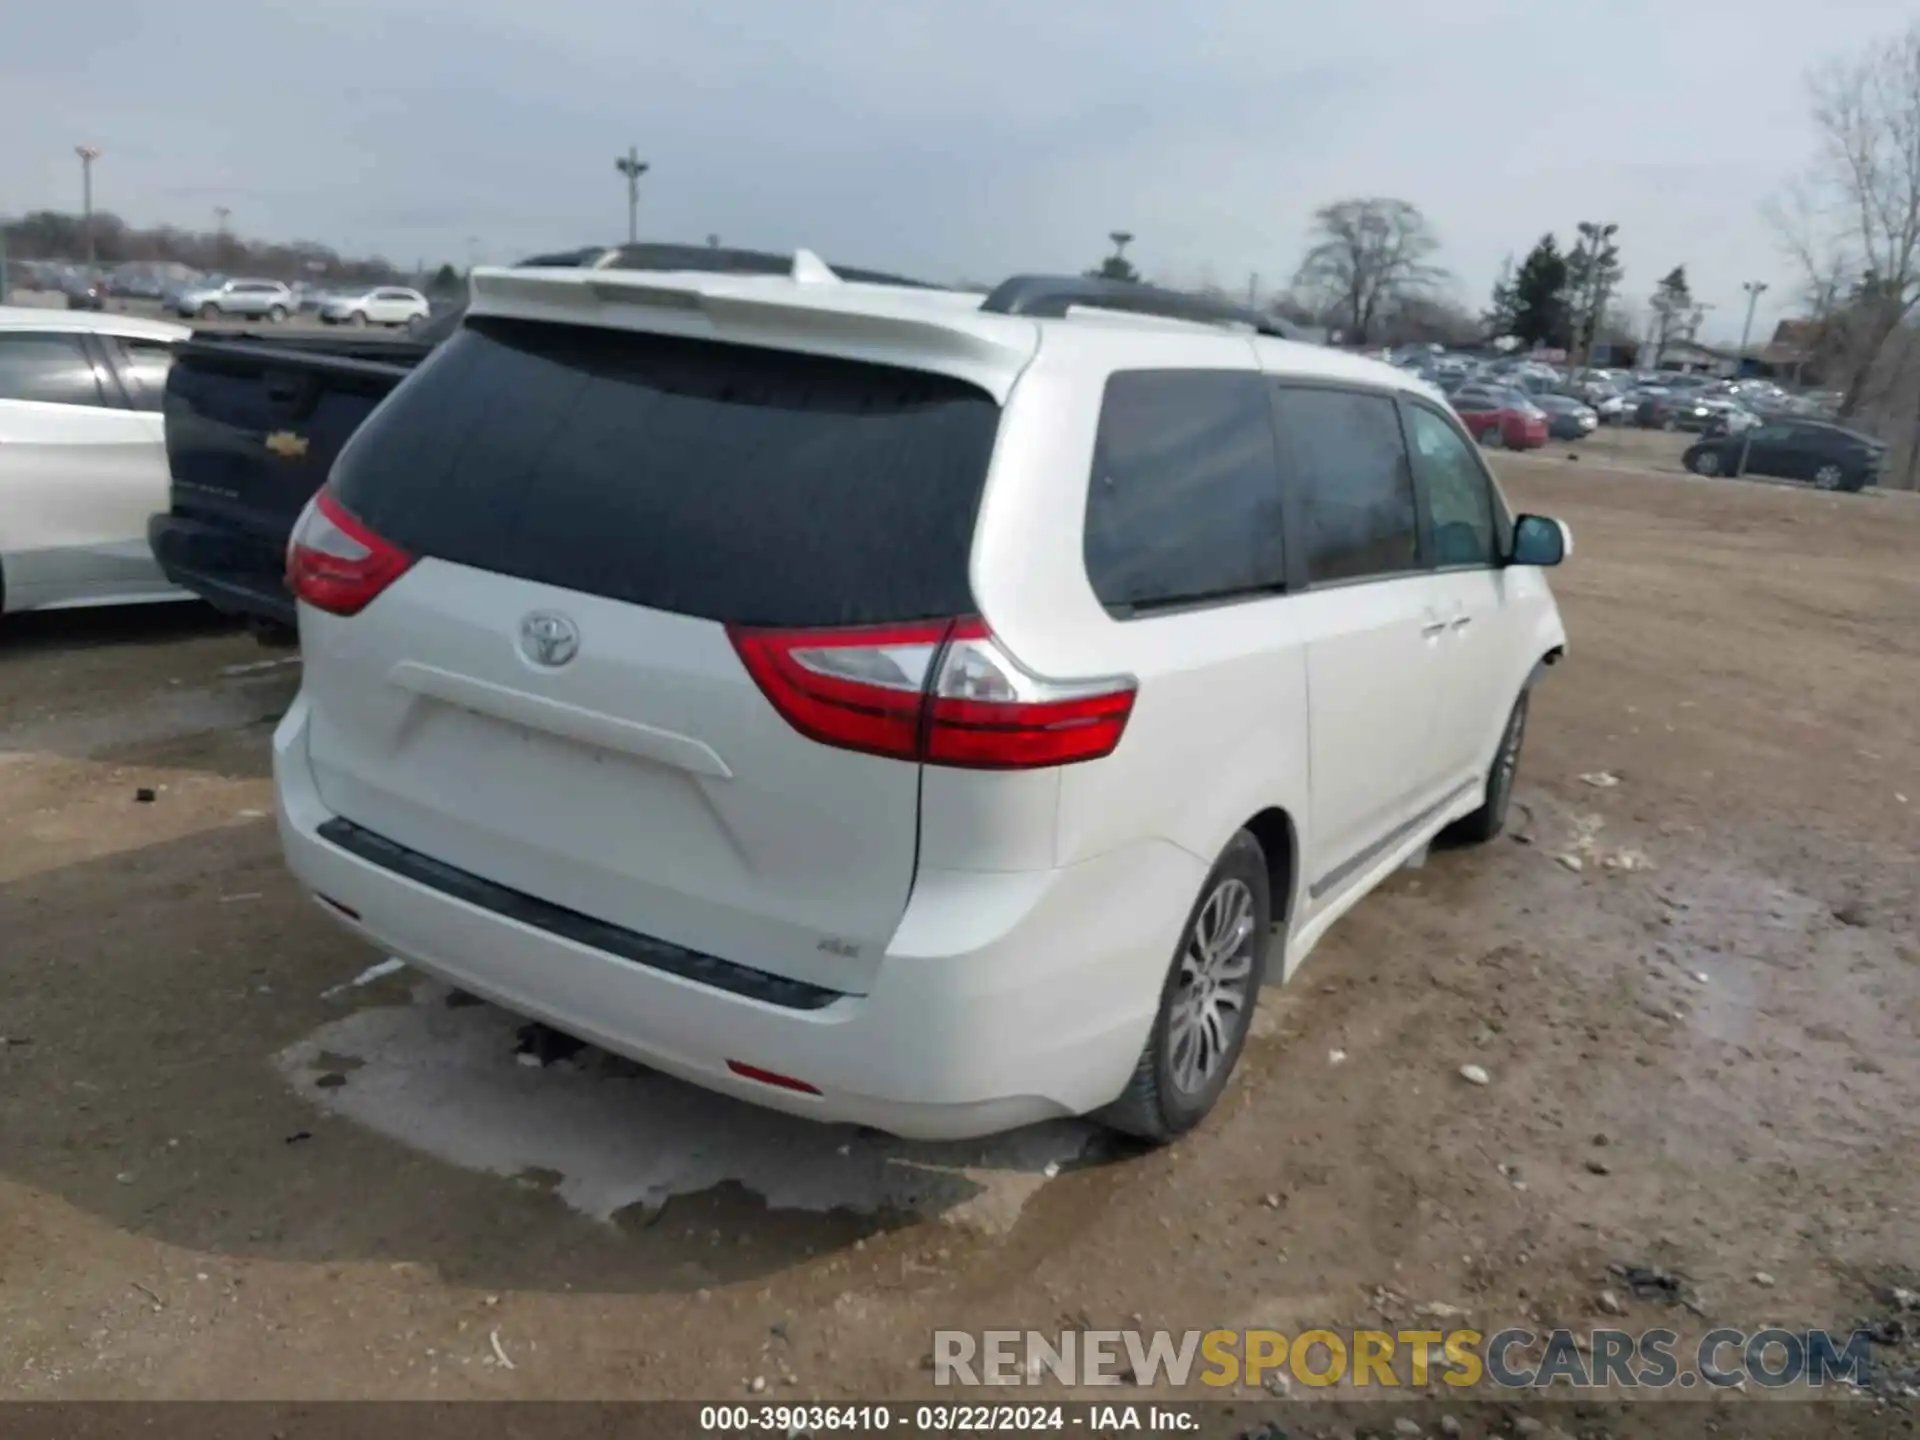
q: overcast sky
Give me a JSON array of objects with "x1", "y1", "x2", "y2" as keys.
[{"x1": 4, "y1": 0, "x2": 1910, "y2": 341}]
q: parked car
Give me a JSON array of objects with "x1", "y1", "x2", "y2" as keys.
[
  {"x1": 319, "y1": 287, "x2": 432, "y2": 328},
  {"x1": 175, "y1": 278, "x2": 295, "y2": 321},
  {"x1": 1533, "y1": 393, "x2": 1599, "y2": 440},
  {"x1": 162, "y1": 274, "x2": 213, "y2": 312},
  {"x1": 1590, "y1": 390, "x2": 1634, "y2": 424},
  {"x1": 0, "y1": 307, "x2": 194, "y2": 615},
  {"x1": 1635, "y1": 392, "x2": 1726, "y2": 431},
  {"x1": 271, "y1": 265, "x2": 1570, "y2": 1142},
  {"x1": 1697, "y1": 404, "x2": 1761, "y2": 438},
  {"x1": 1450, "y1": 385, "x2": 1550, "y2": 449},
  {"x1": 1682, "y1": 421, "x2": 1884, "y2": 491},
  {"x1": 108, "y1": 270, "x2": 168, "y2": 301},
  {"x1": 60, "y1": 272, "x2": 108, "y2": 311}
]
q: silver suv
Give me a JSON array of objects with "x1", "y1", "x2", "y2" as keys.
[{"x1": 176, "y1": 279, "x2": 295, "y2": 321}]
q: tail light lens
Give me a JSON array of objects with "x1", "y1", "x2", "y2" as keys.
[
  {"x1": 287, "y1": 488, "x2": 414, "y2": 616},
  {"x1": 728, "y1": 618, "x2": 1134, "y2": 770}
]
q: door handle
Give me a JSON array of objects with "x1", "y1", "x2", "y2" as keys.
[
  {"x1": 1419, "y1": 617, "x2": 1449, "y2": 638},
  {"x1": 1450, "y1": 614, "x2": 1474, "y2": 630}
]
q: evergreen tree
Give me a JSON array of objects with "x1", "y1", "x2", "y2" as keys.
[{"x1": 1510, "y1": 234, "x2": 1571, "y2": 349}]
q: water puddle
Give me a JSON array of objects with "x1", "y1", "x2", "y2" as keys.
[{"x1": 277, "y1": 976, "x2": 1093, "y2": 1234}]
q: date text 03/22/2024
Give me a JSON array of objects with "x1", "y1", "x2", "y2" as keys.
[{"x1": 698, "y1": 1404, "x2": 1197, "y2": 1432}]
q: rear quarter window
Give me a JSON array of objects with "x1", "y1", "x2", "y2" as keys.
[
  {"x1": 329, "y1": 318, "x2": 1001, "y2": 628},
  {"x1": 1082, "y1": 370, "x2": 1286, "y2": 615}
]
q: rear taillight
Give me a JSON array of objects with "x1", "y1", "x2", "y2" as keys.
[
  {"x1": 286, "y1": 488, "x2": 414, "y2": 617},
  {"x1": 728, "y1": 617, "x2": 1135, "y2": 770}
]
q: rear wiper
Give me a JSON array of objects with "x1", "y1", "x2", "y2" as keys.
[{"x1": 1119, "y1": 581, "x2": 1289, "y2": 617}]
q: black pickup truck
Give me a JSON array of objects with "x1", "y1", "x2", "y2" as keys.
[
  {"x1": 149, "y1": 243, "x2": 937, "y2": 639},
  {"x1": 150, "y1": 322, "x2": 450, "y2": 635}
]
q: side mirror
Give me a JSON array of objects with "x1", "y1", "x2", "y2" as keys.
[{"x1": 1509, "y1": 514, "x2": 1571, "y2": 568}]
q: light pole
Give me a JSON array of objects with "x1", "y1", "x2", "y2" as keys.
[
  {"x1": 1736, "y1": 280, "x2": 1768, "y2": 379},
  {"x1": 76, "y1": 145, "x2": 102, "y2": 266},
  {"x1": 615, "y1": 147, "x2": 649, "y2": 245}
]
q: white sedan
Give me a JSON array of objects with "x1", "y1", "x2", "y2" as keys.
[
  {"x1": 0, "y1": 307, "x2": 193, "y2": 616},
  {"x1": 319, "y1": 287, "x2": 431, "y2": 327}
]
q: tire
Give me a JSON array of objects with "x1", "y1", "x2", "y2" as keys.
[
  {"x1": 1443, "y1": 691, "x2": 1529, "y2": 845},
  {"x1": 200, "y1": 303, "x2": 219, "y2": 319},
  {"x1": 1478, "y1": 424, "x2": 1503, "y2": 449},
  {"x1": 1661, "y1": 414, "x2": 1678, "y2": 432},
  {"x1": 1099, "y1": 831, "x2": 1272, "y2": 1142},
  {"x1": 1692, "y1": 450, "x2": 1721, "y2": 477},
  {"x1": 268, "y1": 305, "x2": 287, "y2": 323},
  {"x1": 1813, "y1": 463, "x2": 1845, "y2": 491},
  {"x1": 349, "y1": 310, "x2": 367, "y2": 328}
]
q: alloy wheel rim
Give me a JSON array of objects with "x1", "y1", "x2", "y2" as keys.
[
  {"x1": 1168, "y1": 878, "x2": 1256, "y2": 1095},
  {"x1": 1815, "y1": 465, "x2": 1842, "y2": 489}
]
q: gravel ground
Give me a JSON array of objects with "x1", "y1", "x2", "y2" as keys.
[{"x1": 0, "y1": 460, "x2": 1915, "y2": 1412}]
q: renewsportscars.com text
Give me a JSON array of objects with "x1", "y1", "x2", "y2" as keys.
[{"x1": 932, "y1": 1327, "x2": 1876, "y2": 1391}]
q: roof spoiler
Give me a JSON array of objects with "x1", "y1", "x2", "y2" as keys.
[
  {"x1": 464, "y1": 267, "x2": 1038, "y2": 402},
  {"x1": 509, "y1": 241, "x2": 938, "y2": 290},
  {"x1": 980, "y1": 275, "x2": 1308, "y2": 340}
]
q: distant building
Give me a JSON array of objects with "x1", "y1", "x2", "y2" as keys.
[
  {"x1": 1756, "y1": 318, "x2": 1818, "y2": 380},
  {"x1": 1652, "y1": 338, "x2": 1733, "y2": 376}
]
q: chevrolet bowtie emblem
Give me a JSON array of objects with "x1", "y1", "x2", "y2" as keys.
[{"x1": 265, "y1": 431, "x2": 309, "y2": 458}]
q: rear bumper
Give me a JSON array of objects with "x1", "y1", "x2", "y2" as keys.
[
  {"x1": 272, "y1": 694, "x2": 1202, "y2": 1139},
  {"x1": 148, "y1": 513, "x2": 297, "y2": 627}
]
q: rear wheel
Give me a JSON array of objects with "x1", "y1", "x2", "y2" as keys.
[
  {"x1": 269, "y1": 305, "x2": 288, "y2": 323},
  {"x1": 199, "y1": 302, "x2": 219, "y2": 319},
  {"x1": 1813, "y1": 462, "x2": 1845, "y2": 490},
  {"x1": 1100, "y1": 831, "x2": 1272, "y2": 1142},
  {"x1": 349, "y1": 310, "x2": 368, "y2": 328},
  {"x1": 1444, "y1": 691, "x2": 1529, "y2": 845}
]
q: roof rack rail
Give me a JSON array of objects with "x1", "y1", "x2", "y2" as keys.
[
  {"x1": 979, "y1": 275, "x2": 1306, "y2": 340},
  {"x1": 513, "y1": 241, "x2": 940, "y2": 290}
]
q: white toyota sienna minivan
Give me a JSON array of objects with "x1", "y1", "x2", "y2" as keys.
[{"x1": 275, "y1": 259, "x2": 1569, "y2": 1141}]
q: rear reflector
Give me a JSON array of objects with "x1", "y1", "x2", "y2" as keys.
[
  {"x1": 287, "y1": 488, "x2": 415, "y2": 617},
  {"x1": 726, "y1": 1060, "x2": 822, "y2": 1095},
  {"x1": 728, "y1": 617, "x2": 1134, "y2": 770}
]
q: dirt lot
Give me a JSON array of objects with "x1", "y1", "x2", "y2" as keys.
[{"x1": 1, "y1": 462, "x2": 1916, "y2": 1412}]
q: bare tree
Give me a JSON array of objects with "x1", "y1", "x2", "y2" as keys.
[
  {"x1": 1292, "y1": 198, "x2": 1445, "y2": 345},
  {"x1": 1771, "y1": 23, "x2": 1920, "y2": 414}
]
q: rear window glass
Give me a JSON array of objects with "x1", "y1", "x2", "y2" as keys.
[{"x1": 330, "y1": 318, "x2": 1000, "y2": 627}]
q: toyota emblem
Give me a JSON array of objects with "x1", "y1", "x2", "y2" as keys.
[{"x1": 519, "y1": 612, "x2": 580, "y2": 668}]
